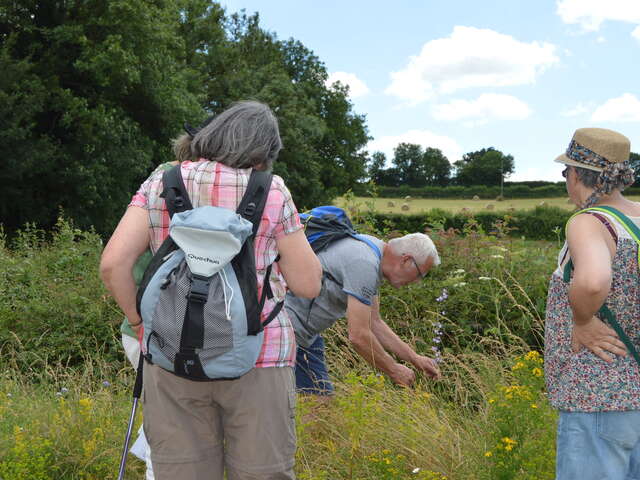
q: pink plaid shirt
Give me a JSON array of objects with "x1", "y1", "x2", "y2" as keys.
[{"x1": 129, "y1": 160, "x2": 302, "y2": 368}]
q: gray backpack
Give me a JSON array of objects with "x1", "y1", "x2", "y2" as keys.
[{"x1": 135, "y1": 165, "x2": 283, "y2": 380}]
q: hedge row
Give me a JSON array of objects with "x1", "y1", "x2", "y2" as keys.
[
  {"x1": 359, "y1": 206, "x2": 572, "y2": 241},
  {"x1": 356, "y1": 184, "x2": 640, "y2": 200}
]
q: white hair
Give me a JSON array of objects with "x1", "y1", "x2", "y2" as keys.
[{"x1": 388, "y1": 233, "x2": 440, "y2": 266}]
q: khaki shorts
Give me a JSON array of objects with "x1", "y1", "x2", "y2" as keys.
[{"x1": 143, "y1": 363, "x2": 296, "y2": 480}]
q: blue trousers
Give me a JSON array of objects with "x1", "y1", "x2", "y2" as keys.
[
  {"x1": 556, "y1": 410, "x2": 640, "y2": 480},
  {"x1": 295, "y1": 335, "x2": 334, "y2": 395}
]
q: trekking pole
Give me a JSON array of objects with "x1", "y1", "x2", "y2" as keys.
[{"x1": 117, "y1": 352, "x2": 144, "y2": 480}]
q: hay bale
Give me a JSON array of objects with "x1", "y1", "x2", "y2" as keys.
[
  {"x1": 495, "y1": 195, "x2": 504, "y2": 202},
  {"x1": 387, "y1": 201, "x2": 396, "y2": 207},
  {"x1": 404, "y1": 195, "x2": 412, "y2": 202},
  {"x1": 472, "y1": 195, "x2": 480, "y2": 201},
  {"x1": 401, "y1": 203, "x2": 410, "y2": 211},
  {"x1": 485, "y1": 204, "x2": 494, "y2": 210},
  {"x1": 539, "y1": 201, "x2": 547, "y2": 207}
]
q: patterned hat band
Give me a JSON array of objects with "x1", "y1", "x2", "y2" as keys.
[{"x1": 566, "y1": 140, "x2": 611, "y2": 170}]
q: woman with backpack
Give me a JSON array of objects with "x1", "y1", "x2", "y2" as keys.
[
  {"x1": 545, "y1": 128, "x2": 640, "y2": 479},
  {"x1": 101, "y1": 100, "x2": 322, "y2": 480}
]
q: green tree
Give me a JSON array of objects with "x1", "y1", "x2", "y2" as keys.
[
  {"x1": 0, "y1": 1, "x2": 370, "y2": 234},
  {"x1": 454, "y1": 147, "x2": 515, "y2": 186},
  {"x1": 368, "y1": 151, "x2": 387, "y2": 184},
  {"x1": 367, "y1": 151, "x2": 401, "y2": 186},
  {"x1": 0, "y1": 0, "x2": 203, "y2": 235},
  {"x1": 178, "y1": 8, "x2": 369, "y2": 209},
  {"x1": 392, "y1": 143, "x2": 425, "y2": 187},
  {"x1": 423, "y1": 147, "x2": 451, "y2": 186}
]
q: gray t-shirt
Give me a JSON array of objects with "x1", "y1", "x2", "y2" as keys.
[{"x1": 286, "y1": 235, "x2": 384, "y2": 348}]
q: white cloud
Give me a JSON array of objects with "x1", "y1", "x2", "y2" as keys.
[
  {"x1": 432, "y1": 94, "x2": 532, "y2": 125},
  {"x1": 633, "y1": 26, "x2": 640, "y2": 41},
  {"x1": 326, "y1": 72, "x2": 370, "y2": 98},
  {"x1": 596, "y1": 36, "x2": 606, "y2": 43},
  {"x1": 385, "y1": 26, "x2": 559, "y2": 105},
  {"x1": 510, "y1": 165, "x2": 566, "y2": 182},
  {"x1": 368, "y1": 130, "x2": 463, "y2": 163},
  {"x1": 561, "y1": 102, "x2": 591, "y2": 117},
  {"x1": 591, "y1": 93, "x2": 640, "y2": 122},
  {"x1": 557, "y1": 0, "x2": 640, "y2": 31}
]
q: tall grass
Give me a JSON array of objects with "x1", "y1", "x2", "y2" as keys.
[{"x1": 0, "y1": 216, "x2": 561, "y2": 478}]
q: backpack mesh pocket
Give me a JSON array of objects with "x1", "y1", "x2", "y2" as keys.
[{"x1": 150, "y1": 262, "x2": 234, "y2": 363}]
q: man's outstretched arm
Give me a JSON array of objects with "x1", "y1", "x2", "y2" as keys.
[
  {"x1": 346, "y1": 296, "x2": 415, "y2": 387},
  {"x1": 369, "y1": 296, "x2": 441, "y2": 379}
]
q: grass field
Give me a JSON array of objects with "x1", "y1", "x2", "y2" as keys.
[{"x1": 337, "y1": 196, "x2": 640, "y2": 214}]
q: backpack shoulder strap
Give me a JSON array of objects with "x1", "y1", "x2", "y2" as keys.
[
  {"x1": 353, "y1": 234, "x2": 382, "y2": 259},
  {"x1": 586, "y1": 206, "x2": 640, "y2": 246},
  {"x1": 160, "y1": 164, "x2": 193, "y2": 218},
  {"x1": 237, "y1": 170, "x2": 273, "y2": 236}
]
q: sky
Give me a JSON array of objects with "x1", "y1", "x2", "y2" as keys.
[{"x1": 220, "y1": 0, "x2": 640, "y2": 182}]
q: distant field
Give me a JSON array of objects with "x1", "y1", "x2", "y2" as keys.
[{"x1": 336, "y1": 196, "x2": 640, "y2": 214}]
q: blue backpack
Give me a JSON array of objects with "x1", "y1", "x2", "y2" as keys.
[{"x1": 300, "y1": 206, "x2": 381, "y2": 259}]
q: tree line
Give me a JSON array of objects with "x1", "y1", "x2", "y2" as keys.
[
  {"x1": 0, "y1": 0, "x2": 369, "y2": 236},
  {"x1": 368, "y1": 144, "x2": 515, "y2": 188}
]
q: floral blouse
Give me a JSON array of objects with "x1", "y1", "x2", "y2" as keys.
[{"x1": 545, "y1": 212, "x2": 640, "y2": 412}]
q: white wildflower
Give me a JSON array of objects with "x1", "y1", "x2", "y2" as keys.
[
  {"x1": 478, "y1": 276, "x2": 493, "y2": 281},
  {"x1": 412, "y1": 468, "x2": 421, "y2": 474},
  {"x1": 490, "y1": 255, "x2": 504, "y2": 259},
  {"x1": 453, "y1": 282, "x2": 467, "y2": 287},
  {"x1": 453, "y1": 268, "x2": 465, "y2": 274}
]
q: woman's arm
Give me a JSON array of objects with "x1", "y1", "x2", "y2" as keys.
[
  {"x1": 275, "y1": 229, "x2": 322, "y2": 298},
  {"x1": 567, "y1": 214, "x2": 627, "y2": 361},
  {"x1": 100, "y1": 206, "x2": 150, "y2": 330}
]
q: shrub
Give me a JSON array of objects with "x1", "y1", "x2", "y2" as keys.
[
  {"x1": 360, "y1": 206, "x2": 570, "y2": 241},
  {"x1": 0, "y1": 218, "x2": 122, "y2": 373}
]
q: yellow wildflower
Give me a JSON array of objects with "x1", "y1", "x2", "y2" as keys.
[
  {"x1": 525, "y1": 351, "x2": 540, "y2": 361},
  {"x1": 484, "y1": 451, "x2": 493, "y2": 457},
  {"x1": 531, "y1": 403, "x2": 538, "y2": 409},
  {"x1": 532, "y1": 367, "x2": 543, "y2": 377},
  {"x1": 511, "y1": 361, "x2": 525, "y2": 371}
]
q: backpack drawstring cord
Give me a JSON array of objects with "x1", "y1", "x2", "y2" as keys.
[{"x1": 220, "y1": 268, "x2": 233, "y2": 320}]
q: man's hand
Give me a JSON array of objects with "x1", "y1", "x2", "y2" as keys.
[
  {"x1": 389, "y1": 363, "x2": 415, "y2": 387},
  {"x1": 572, "y1": 315, "x2": 627, "y2": 363},
  {"x1": 411, "y1": 355, "x2": 441, "y2": 379}
]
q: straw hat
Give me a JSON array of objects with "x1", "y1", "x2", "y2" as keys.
[{"x1": 554, "y1": 128, "x2": 631, "y2": 172}]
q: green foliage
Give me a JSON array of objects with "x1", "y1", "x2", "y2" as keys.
[
  {"x1": 0, "y1": 0, "x2": 203, "y2": 236},
  {"x1": 0, "y1": 370, "x2": 143, "y2": 479},
  {"x1": 369, "y1": 183, "x2": 568, "y2": 199},
  {"x1": 0, "y1": 218, "x2": 121, "y2": 372},
  {"x1": 363, "y1": 206, "x2": 571, "y2": 241},
  {"x1": 0, "y1": 1, "x2": 369, "y2": 235},
  {"x1": 370, "y1": 144, "x2": 451, "y2": 188},
  {"x1": 480, "y1": 351, "x2": 556, "y2": 480},
  {"x1": 0, "y1": 218, "x2": 563, "y2": 479},
  {"x1": 454, "y1": 147, "x2": 515, "y2": 186}
]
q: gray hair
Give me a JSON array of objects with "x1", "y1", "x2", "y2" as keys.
[
  {"x1": 572, "y1": 165, "x2": 635, "y2": 208},
  {"x1": 190, "y1": 101, "x2": 282, "y2": 169},
  {"x1": 388, "y1": 233, "x2": 441, "y2": 266}
]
